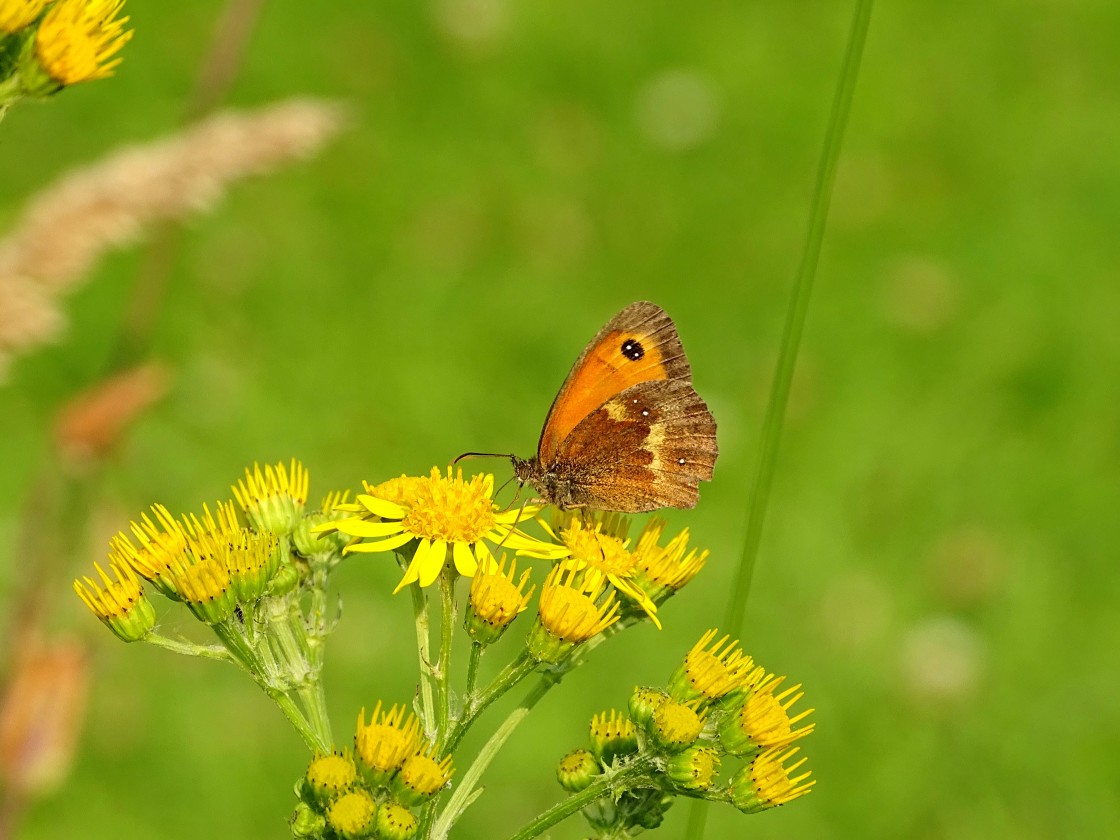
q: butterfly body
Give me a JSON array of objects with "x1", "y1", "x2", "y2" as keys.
[{"x1": 514, "y1": 301, "x2": 718, "y2": 512}]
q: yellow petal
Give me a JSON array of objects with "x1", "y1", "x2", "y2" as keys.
[
  {"x1": 356, "y1": 494, "x2": 407, "y2": 519},
  {"x1": 452, "y1": 541, "x2": 477, "y2": 577}
]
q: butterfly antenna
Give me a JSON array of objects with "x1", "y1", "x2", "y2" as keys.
[{"x1": 454, "y1": 451, "x2": 513, "y2": 465}]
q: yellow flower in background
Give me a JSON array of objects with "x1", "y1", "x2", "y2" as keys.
[
  {"x1": 393, "y1": 745, "x2": 454, "y2": 805},
  {"x1": 631, "y1": 518, "x2": 708, "y2": 602},
  {"x1": 528, "y1": 564, "x2": 620, "y2": 662},
  {"x1": 0, "y1": 0, "x2": 49, "y2": 33},
  {"x1": 323, "y1": 467, "x2": 567, "y2": 593},
  {"x1": 35, "y1": 0, "x2": 132, "y2": 86},
  {"x1": 354, "y1": 702, "x2": 422, "y2": 783}
]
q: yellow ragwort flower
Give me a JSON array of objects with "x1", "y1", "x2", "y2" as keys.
[
  {"x1": 393, "y1": 745, "x2": 454, "y2": 805},
  {"x1": 73, "y1": 559, "x2": 155, "y2": 642},
  {"x1": 35, "y1": 0, "x2": 132, "y2": 86},
  {"x1": 466, "y1": 555, "x2": 535, "y2": 643},
  {"x1": 667, "y1": 745, "x2": 721, "y2": 791},
  {"x1": 720, "y1": 674, "x2": 815, "y2": 755},
  {"x1": 668, "y1": 628, "x2": 756, "y2": 705},
  {"x1": 589, "y1": 709, "x2": 637, "y2": 765},
  {"x1": 323, "y1": 467, "x2": 567, "y2": 593},
  {"x1": 650, "y1": 698, "x2": 705, "y2": 753},
  {"x1": 182, "y1": 502, "x2": 279, "y2": 603},
  {"x1": 0, "y1": 0, "x2": 49, "y2": 33},
  {"x1": 554, "y1": 513, "x2": 660, "y2": 627},
  {"x1": 354, "y1": 702, "x2": 422, "y2": 782},
  {"x1": 528, "y1": 565, "x2": 620, "y2": 662},
  {"x1": 326, "y1": 789, "x2": 378, "y2": 840},
  {"x1": 305, "y1": 750, "x2": 358, "y2": 805},
  {"x1": 631, "y1": 518, "x2": 708, "y2": 601},
  {"x1": 108, "y1": 504, "x2": 186, "y2": 596},
  {"x1": 232, "y1": 459, "x2": 309, "y2": 536},
  {"x1": 161, "y1": 551, "x2": 235, "y2": 625},
  {"x1": 729, "y1": 745, "x2": 815, "y2": 813}
]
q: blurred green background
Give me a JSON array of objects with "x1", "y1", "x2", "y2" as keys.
[{"x1": 2, "y1": 0, "x2": 1119, "y2": 837}]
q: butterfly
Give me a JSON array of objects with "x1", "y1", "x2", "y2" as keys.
[{"x1": 510, "y1": 301, "x2": 718, "y2": 512}]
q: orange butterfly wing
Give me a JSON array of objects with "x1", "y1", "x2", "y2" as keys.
[
  {"x1": 537, "y1": 301, "x2": 692, "y2": 462},
  {"x1": 528, "y1": 301, "x2": 718, "y2": 512}
]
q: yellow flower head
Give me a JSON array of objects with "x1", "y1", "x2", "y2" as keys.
[
  {"x1": 35, "y1": 0, "x2": 132, "y2": 86},
  {"x1": 232, "y1": 459, "x2": 309, "y2": 536},
  {"x1": 528, "y1": 565, "x2": 620, "y2": 662},
  {"x1": 589, "y1": 709, "x2": 637, "y2": 765},
  {"x1": 393, "y1": 745, "x2": 454, "y2": 805},
  {"x1": 375, "y1": 802, "x2": 419, "y2": 840},
  {"x1": 326, "y1": 789, "x2": 377, "y2": 840},
  {"x1": 354, "y1": 702, "x2": 422, "y2": 781},
  {"x1": 668, "y1": 629, "x2": 756, "y2": 706},
  {"x1": 323, "y1": 467, "x2": 567, "y2": 593},
  {"x1": 667, "y1": 745, "x2": 721, "y2": 791},
  {"x1": 0, "y1": 0, "x2": 49, "y2": 33},
  {"x1": 161, "y1": 551, "x2": 235, "y2": 625},
  {"x1": 109, "y1": 504, "x2": 187, "y2": 596},
  {"x1": 650, "y1": 698, "x2": 705, "y2": 752},
  {"x1": 720, "y1": 674, "x2": 815, "y2": 755},
  {"x1": 466, "y1": 555, "x2": 534, "y2": 643},
  {"x1": 73, "y1": 559, "x2": 155, "y2": 642},
  {"x1": 556, "y1": 748, "x2": 600, "y2": 793},
  {"x1": 554, "y1": 512, "x2": 659, "y2": 628},
  {"x1": 631, "y1": 518, "x2": 708, "y2": 600},
  {"x1": 305, "y1": 750, "x2": 358, "y2": 805},
  {"x1": 182, "y1": 502, "x2": 279, "y2": 603},
  {"x1": 729, "y1": 745, "x2": 815, "y2": 813}
]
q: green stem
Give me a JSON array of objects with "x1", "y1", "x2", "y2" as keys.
[
  {"x1": 444, "y1": 652, "x2": 536, "y2": 754},
  {"x1": 465, "y1": 641, "x2": 483, "y2": 700},
  {"x1": 432, "y1": 668, "x2": 560, "y2": 837},
  {"x1": 694, "y1": 1, "x2": 874, "y2": 838},
  {"x1": 504, "y1": 759, "x2": 656, "y2": 840},
  {"x1": 410, "y1": 576, "x2": 437, "y2": 736},
  {"x1": 145, "y1": 633, "x2": 237, "y2": 662},
  {"x1": 435, "y1": 567, "x2": 455, "y2": 747},
  {"x1": 723, "y1": 0, "x2": 874, "y2": 634},
  {"x1": 210, "y1": 620, "x2": 328, "y2": 753}
]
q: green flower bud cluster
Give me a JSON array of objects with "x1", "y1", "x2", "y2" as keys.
[{"x1": 554, "y1": 630, "x2": 818, "y2": 835}]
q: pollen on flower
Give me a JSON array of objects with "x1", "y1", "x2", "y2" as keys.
[
  {"x1": 556, "y1": 515, "x2": 660, "y2": 627},
  {"x1": 35, "y1": 0, "x2": 133, "y2": 86},
  {"x1": 730, "y1": 746, "x2": 815, "y2": 813},
  {"x1": 0, "y1": 0, "x2": 50, "y2": 33},
  {"x1": 354, "y1": 702, "x2": 422, "y2": 778},
  {"x1": 400, "y1": 468, "x2": 496, "y2": 545}
]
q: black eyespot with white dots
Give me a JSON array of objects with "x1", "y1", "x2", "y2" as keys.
[{"x1": 620, "y1": 338, "x2": 644, "y2": 361}]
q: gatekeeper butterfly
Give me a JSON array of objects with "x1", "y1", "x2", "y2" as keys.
[{"x1": 510, "y1": 301, "x2": 718, "y2": 512}]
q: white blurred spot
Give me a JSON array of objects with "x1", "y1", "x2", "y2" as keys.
[
  {"x1": 899, "y1": 615, "x2": 984, "y2": 706},
  {"x1": 634, "y1": 69, "x2": 721, "y2": 152},
  {"x1": 431, "y1": 0, "x2": 509, "y2": 50}
]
